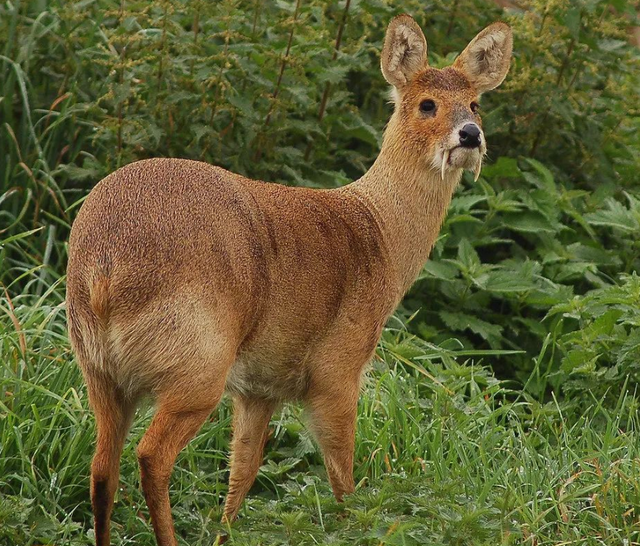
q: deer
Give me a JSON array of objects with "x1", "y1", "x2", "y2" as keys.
[{"x1": 66, "y1": 14, "x2": 512, "y2": 546}]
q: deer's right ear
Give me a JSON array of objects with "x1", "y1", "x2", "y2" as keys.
[{"x1": 381, "y1": 15, "x2": 428, "y2": 89}]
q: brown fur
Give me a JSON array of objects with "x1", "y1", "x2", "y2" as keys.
[{"x1": 66, "y1": 15, "x2": 512, "y2": 546}]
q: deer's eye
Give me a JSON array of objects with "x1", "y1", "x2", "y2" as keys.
[
  {"x1": 470, "y1": 102, "x2": 480, "y2": 114},
  {"x1": 419, "y1": 100, "x2": 436, "y2": 115}
]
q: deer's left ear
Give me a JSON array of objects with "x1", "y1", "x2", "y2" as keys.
[{"x1": 453, "y1": 22, "x2": 513, "y2": 93}]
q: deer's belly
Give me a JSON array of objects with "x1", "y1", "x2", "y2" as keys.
[{"x1": 225, "y1": 354, "x2": 310, "y2": 401}]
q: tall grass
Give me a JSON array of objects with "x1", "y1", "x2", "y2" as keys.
[{"x1": 1, "y1": 268, "x2": 639, "y2": 544}]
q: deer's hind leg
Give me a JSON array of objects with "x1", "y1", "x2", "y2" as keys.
[
  {"x1": 136, "y1": 353, "x2": 234, "y2": 546},
  {"x1": 84, "y1": 369, "x2": 137, "y2": 546}
]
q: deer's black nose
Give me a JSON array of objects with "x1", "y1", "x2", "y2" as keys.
[{"x1": 459, "y1": 124, "x2": 481, "y2": 148}]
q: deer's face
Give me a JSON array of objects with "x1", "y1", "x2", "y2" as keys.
[
  {"x1": 397, "y1": 67, "x2": 485, "y2": 179},
  {"x1": 381, "y1": 16, "x2": 512, "y2": 181}
]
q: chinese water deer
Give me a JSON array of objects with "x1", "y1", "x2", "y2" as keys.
[{"x1": 66, "y1": 15, "x2": 512, "y2": 546}]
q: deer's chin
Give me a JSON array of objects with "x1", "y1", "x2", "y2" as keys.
[
  {"x1": 436, "y1": 146, "x2": 484, "y2": 181},
  {"x1": 448, "y1": 146, "x2": 482, "y2": 170}
]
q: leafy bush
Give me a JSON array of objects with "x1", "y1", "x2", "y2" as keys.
[
  {"x1": 549, "y1": 273, "x2": 640, "y2": 397},
  {"x1": 2, "y1": 0, "x2": 638, "y2": 259},
  {"x1": 404, "y1": 155, "x2": 640, "y2": 391}
]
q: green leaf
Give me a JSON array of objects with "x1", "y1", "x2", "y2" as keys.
[
  {"x1": 440, "y1": 311, "x2": 503, "y2": 343},
  {"x1": 420, "y1": 260, "x2": 459, "y2": 281},
  {"x1": 457, "y1": 238, "x2": 480, "y2": 270},
  {"x1": 316, "y1": 65, "x2": 350, "y2": 84},
  {"x1": 584, "y1": 308, "x2": 624, "y2": 338},
  {"x1": 502, "y1": 212, "x2": 558, "y2": 234},
  {"x1": 481, "y1": 157, "x2": 520, "y2": 179},
  {"x1": 483, "y1": 270, "x2": 537, "y2": 293},
  {"x1": 561, "y1": 349, "x2": 598, "y2": 374},
  {"x1": 584, "y1": 196, "x2": 640, "y2": 233},
  {"x1": 522, "y1": 158, "x2": 556, "y2": 193}
]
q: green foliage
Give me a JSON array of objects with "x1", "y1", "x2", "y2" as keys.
[
  {"x1": 2, "y1": 0, "x2": 638, "y2": 275},
  {"x1": 490, "y1": 0, "x2": 640, "y2": 188},
  {"x1": 1, "y1": 0, "x2": 640, "y2": 543},
  {"x1": 549, "y1": 273, "x2": 640, "y2": 397},
  {"x1": 406, "y1": 155, "x2": 640, "y2": 395}
]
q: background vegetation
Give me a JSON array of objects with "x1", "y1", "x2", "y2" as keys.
[{"x1": 1, "y1": 0, "x2": 639, "y2": 544}]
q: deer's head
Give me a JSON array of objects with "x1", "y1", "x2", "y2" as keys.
[{"x1": 381, "y1": 15, "x2": 512, "y2": 181}]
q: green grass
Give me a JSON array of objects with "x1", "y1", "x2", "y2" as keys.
[{"x1": 2, "y1": 277, "x2": 639, "y2": 546}]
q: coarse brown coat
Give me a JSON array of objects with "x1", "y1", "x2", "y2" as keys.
[{"x1": 66, "y1": 14, "x2": 513, "y2": 546}]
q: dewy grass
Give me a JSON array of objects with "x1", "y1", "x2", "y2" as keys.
[{"x1": 1, "y1": 275, "x2": 639, "y2": 545}]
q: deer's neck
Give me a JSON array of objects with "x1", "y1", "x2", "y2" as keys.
[{"x1": 346, "y1": 121, "x2": 462, "y2": 298}]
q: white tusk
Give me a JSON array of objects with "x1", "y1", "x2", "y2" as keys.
[
  {"x1": 473, "y1": 161, "x2": 482, "y2": 182},
  {"x1": 441, "y1": 149, "x2": 450, "y2": 181}
]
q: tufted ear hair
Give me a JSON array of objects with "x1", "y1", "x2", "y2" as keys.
[
  {"x1": 453, "y1": 22, "x2": 513, "y2": 93},
  {"x1": 381, "y1": 15, "x2": 428, "y2": 89}
]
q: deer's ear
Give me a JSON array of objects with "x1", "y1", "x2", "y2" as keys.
[
  {"x1": 381, "y1": 15, "x2": 428, "y2": 89},
  {"x1": 453, "y1": 22, "x2": 512, "y2": 93}
]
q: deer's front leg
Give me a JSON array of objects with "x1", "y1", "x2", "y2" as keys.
[
  {"x1": 306, "y1": 370, "x2": 362, "y2": 501},
  {"x1": 222, "y1": 396, "x2": 276, "y2": 523}
]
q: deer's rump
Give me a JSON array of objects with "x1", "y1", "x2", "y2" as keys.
[{"x1": 66, "y1": 158, "x2": 393, "y2": 399}]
